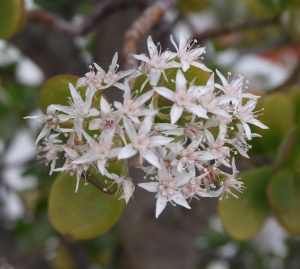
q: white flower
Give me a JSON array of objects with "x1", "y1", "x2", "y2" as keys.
[
  {"x1": 89, "y1": 97, "x2": 125, "y2": 143},
  {"x1": 109, "y1": 173, "x2": 135, "y2": 204},
  {"x1": 139, "y1": 159, "x2": 192, "y2": 218},
  {"x1": 37, "y1": 134, "x2": 63, "y2": 175},
  {"x1": 77, "y1": 52, "x2": 134, "y2": 90},
  {"x1": 235, "y1": 99, "x2": 268, "y2": 140},
  {"x1": 72, "y1": 129, "x2": 115, "y2": 176},
  {"x1": 114, "y1": 79, "x2": 157, "y2": 123},
  {"x1": 170, "y1": 32, "x2": 211, "y2": 72},
  {"x1": 55, "y1": 146, "x2": 89, "y2": 193},
  {"x1": 52, "y1": 83, "x2": 100, "y2": 140},
  {"x1": 24, "y1": 105, "x2": 72, "y2": 145},
  {"x1": 118, "y1": 116, "x2": 173, "y2": 168},
  {"x1": 134, "y1": 36, "x2": 182, "y2": 86},
  {"x1": 155, "y1": 69, "x2": 208, "y2": 124}
]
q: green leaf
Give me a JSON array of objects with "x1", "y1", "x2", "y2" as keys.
[
  {"x1": 48, "y1": 172, "x2": 125, "y2": 240},
  {"x1": 273, "y1": 126, "x2": 298, "y2": 173},
  {"x1": 39, "y1": 75, "x2": 106, "y2": 117},
  {"x1": 267, "y1": 168, "x2": 300, "y2": 235},
  {"x1": 218, "y1": 166, "x2": 272, "y2": 241},
  {"x1": 0, "y1": 0, "x2": 26, "y2": 39},
  {"x1": 39, "y1": 75, "x2": 80, "y2": 114},
  {"x1": 258, "y1": 93, "x2": 296, "y2": 155},
  {"x1": 246, "y1": 0, "x2": 281, "y2": 18}
]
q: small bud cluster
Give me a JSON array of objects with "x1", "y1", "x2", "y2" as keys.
[{"x1": 25, "y1": 34, "x2": 268, "y2": 218}]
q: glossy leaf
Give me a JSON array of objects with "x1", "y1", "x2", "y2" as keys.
[
  {"x1": 267, "y1": 168, "x2": 300, "y2": 235},
  {"x1": 272, "y1": 126, "x2": 298, "y2": 173},
  {"x1": 48, "y1": 172, "x2": 125, "y2": 240},
  {"x1": 39, "y1": 75, "x2": 81, "y2": 114},
  {"x1": 218, "y1": 166, "x2": 272, "y2": 241},
  {"x1": 0, "y1": 0, "x2": 26, "y2": 39},
  {"x1": 258, "y1": 92, "x2": 295, "y2": 154}
]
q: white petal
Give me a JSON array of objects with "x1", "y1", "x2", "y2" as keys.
[
  {"x1": 139, "y1": 116, "x2": 153, "y2": 134},
  {"x1": 174, "y1": 172, "x2": 192, "y2": 187},
  {"x1": 35, "y1": 125, "x2": 51, "y2": 145},
  {"x1": 51, "y1": 105, "x2": 74, "y2": 116},
  {"x1": 138, "y1": 182, "x2": 159, "y2": 192},
  {"x1": 156, "y1": 195, "x2": 167, "y2": 218},
  {"x1": 157, "y1": 159, "x2": 169, "y2": 179},
  {"x1": 76, "y1": 77, "x2": 87, "y2": 89},
  {"x1": 147, "y1": 35, "x2": 157, "y2": 59},
  {"x1": 171, "y1": 192, "x2": 191, "y2": 209},
  {"x1": 242, "y1": 122, "x2": 252, "y2": 140},
  {"x1": 73, "y1": 154, "x2": 97, "y2": 164},
  {"x1": 89, "y1": 118, "x2": 101, "y2": 130},
  {"x1": 63, "y1": 146, "x2": 80, "y2": 160},
  {"x1": 248, "y1": 118, "x2": 269, "y2": 129},
  {"x1": 74, "y1": 118, "x2": 83, "y2": 140},
  {"x1": 88, "y1": 108, "x2": 100, "y2": 117},
  {"x1": 123, "y1": 116, "x2": 137, "y2": 141},
  {"x1": 179, "y1": 32, "x2": 187, "y2": 50},
  {"x1": 181, "y1": 59, "x2": 190, "y2": 72},
  {"x1": 170, "y1": 34, "x2": 179, "y2": 52},
  {"x1": 100, "y1": 97, "x2": 111, "y2": 114},
  {"x1": 136, "y1": 89, "x2": 154, "y2": 105},
  {"x1": 149, "y1": 136, "x2": 174, "y2": 147},
  {"x1": 186, "y1": 104, "x2": 208, "y2": 119},
  {"x1": 216, "y1": 69, "x2": 228, "y2": 86},
  {"x1": 118, "y1": 144, "x2": 137, "y2": 159},
  {"x1": 154, "y1": 87, "x2": 175, "y2": 102},
  {"x1": 149, "y1": 69, "x2": 161, "y2": 86},
  {"x1": 94, "y1": 62, "x2": 105, "y2": 73},
  {"x1": 176, "y1": 69, "x2": 187, "y2": 91},
  {"x1": 204, "y1": 128, "x2": 215, "y2": 146},
  {"x1": 97, "y1": 159, "x2": 107, "y2": 175},
  {"x1": 140, "y1": 150, "x2": 161, "y2": 169},
  {"x1": 85, "y1": 85, "x2": 96, "y2": 109},
  {"x1": 133, "y1": 54, "x2": 151, "y2": 64},
  {"x1": 170, "y1": 104, "x2": 184, "y2": 124},
  {"x1": 57, "y1": 114, "x2": 73, "y2": 122},
  {"x1": 191, "y1": 61, "x2": 211, "y2": 72}
]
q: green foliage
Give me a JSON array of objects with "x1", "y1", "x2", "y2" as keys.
[
  {"x1": 257, "y1": 93, "x2": 296, "y2": 155},
  {"x1": 267, "y1": 168, "x2": 300, "y2": 235},
  {"x1": 39, "y1": 75, "x2": 81, "y2": 114},
  {"x1": 218, "y1": 166, "x2": 272, "y2": 241},
  {"x1": 48, "y1": 172, "x2": 125, "y2": 240},
  {"x1": 0, "y1": 0, "x2": 26, "y2": 39}
]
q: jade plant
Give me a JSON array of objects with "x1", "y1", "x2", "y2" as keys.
[{"x1": 24, "y1": 34, "x2": 268, "y2": 239}]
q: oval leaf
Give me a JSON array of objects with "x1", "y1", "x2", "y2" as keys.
[
  {"x1": 258, "y1": 92, "x2": 295, "y2": 154},
  {"x1": 39, "y1": 75, "x2": 81, "y2": 114},
  {"x1": 0, "y1": 0, "x2": 26, "y2": 39},
  {"x1": 48, "y1": 172, "x2": 125, "y2": 240},
  {"x1": 267, "y1": 168, "x2": 300, "y2": 235},
  {"x1": 218, "y1": 166, "x2": 272, "y2": 241}
]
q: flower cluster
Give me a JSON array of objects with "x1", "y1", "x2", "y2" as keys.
[{"x1": 26, "y1": 34, "x2": 268, "y2": 218}]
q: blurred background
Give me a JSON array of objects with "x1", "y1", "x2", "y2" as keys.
[{"x1": 1, "y1": 0, "x2": 300, "y2": 268}]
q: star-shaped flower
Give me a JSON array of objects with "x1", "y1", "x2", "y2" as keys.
[
  {"x1": 155, "y1": 69, "x2": 208, "y2": 124},
  {"x1": 139, "y1": 159, "x2": 192, "y2": 218}
]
